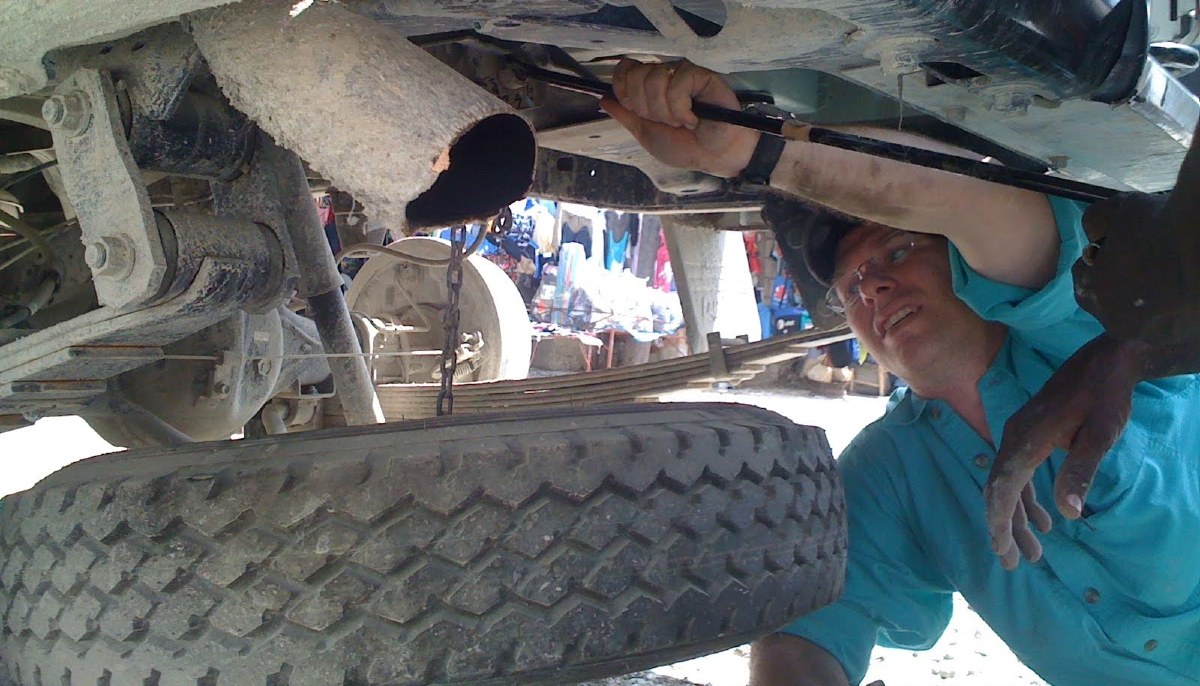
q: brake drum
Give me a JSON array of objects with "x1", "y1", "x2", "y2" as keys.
[{"x1": 344, "y1": 236, "x2": 531, "y2": 384}]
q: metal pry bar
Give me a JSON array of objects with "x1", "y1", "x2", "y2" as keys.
[{"x1": 516, "y1": 61, "x2": 1123, "y2": 203}]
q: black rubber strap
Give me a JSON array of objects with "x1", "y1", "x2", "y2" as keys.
[{"x1": 736, "y1": 132, "x2": 786, "y2": 188}]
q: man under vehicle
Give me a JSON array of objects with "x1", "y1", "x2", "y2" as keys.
[{"x1": 603, "y1": 59, "x2": 1200, "y2": 686}]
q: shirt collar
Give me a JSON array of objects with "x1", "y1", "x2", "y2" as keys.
[{"x1": 882, "y1": 386, "x2": 928, "y2": 425}]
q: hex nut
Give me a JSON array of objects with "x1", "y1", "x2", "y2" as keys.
[
  {"x1": 83, "y1": 242, "x2": 108, "y2": 270},
  {"x1": 987, "y1": 90, "x2": 1033, "y2": 115},
  {"x1": 42, "y1": 91, "x2": 93, "y2": 136},
  {"x1": 84, "y1": 236, "x2": 134, "y2": 279}
]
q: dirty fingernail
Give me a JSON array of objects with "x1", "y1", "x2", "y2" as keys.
[{"x1": 1066, "y1": 493, "x2": 1083, "y2": 516}]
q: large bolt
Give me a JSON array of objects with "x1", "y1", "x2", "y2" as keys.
[
  {"x1": 986, "y1": 90, "x2": 1033, "y2": 115},
  {"x1": 881, "y1": 49, "x2": 922, "y2": 76},
  {"x1": 83, "y1": 242, "x2": 108, "y2": 269},
  {"x1": 865, "y1": 37, "x2": 935, "y2": 77},
  {"x1": 84, "y1": 236, "x2": 133, "y2": 278},
  {"x1": 42, "y1": 91, "x2": 92, "y2": 136},
  {"x1": 943, "y1": 105, "x2": 968, "y2": 123}
]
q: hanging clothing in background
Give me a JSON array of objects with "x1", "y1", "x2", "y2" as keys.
[
  {"x1": 553, "y1": 242, "x2": 587, "y2": 326},
  {"x1": 603, "y1": 210, "x2": 637, "y2": 272},
  {"x1": 315, "y1": 194, "x2": 340, "y2": 256},
  {"x1": 513, "y1": 198, "x2": 559, "y2": 257},
  {"x1": 634, "y1": 215, "x2": 662, "y2": 280},
  {"x1": 560, "y1": 202, "x2": 607, "y2": 260},
  {"x1": 744, "y1": 233, "x2": 762, "y2": 276},
  {"x1": 605, "y1": 230, "x2": 631, "y2": 271},
  {"x1": 653, "y1": 227, "x2": 675, "y2": 292},
  {"x1": 560, "y1": 221, "x2": 593, "y2": 259}
]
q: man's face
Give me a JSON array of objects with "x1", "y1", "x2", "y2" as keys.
[{"x1": 830, "y1": 223, "x2": 992, "y2": 383}]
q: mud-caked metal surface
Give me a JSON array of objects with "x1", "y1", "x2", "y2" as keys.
[
  {"x1": 263, "y1": 141, "x2": 384, "y2": 426},
  {"x1": 46, "y1": 68, "x2": 169, "y2": 311},
  {"x1": 188, "y1": 0, "x2": 536, "y2": 231},
  {"x1": 0, "y1": 211, "x2": 288, "y2": 417}
]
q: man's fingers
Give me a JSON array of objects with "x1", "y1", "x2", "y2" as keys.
[
  {"x1": 999, "y1": 541, "x2": 1021, "y2": 571},
  {"x1": 986, "y1": 431, "x2": 1047, "y2": 553},
  {"x1": 1010, "y1": 499, "x2": 1044, "y2": 564},
  {"x1": 1022, "y1": 482, "x2": 1053, "y2": 534},
  {"x1": 641, "y1": 65, "x2": 678, "y2": 125},
  {"x1": 617, "y1": 61, "x2": 652, "y2": 119},
  {"x1": 611, "y1": 58, "x2": 636, "y2": 105},
  {"x1": 1054, "y1": 413, "x2": 1121, "y2": 519},
  {"x1": 983, "y1": 476, "x2": 1019, "y2": 559},
  {"x1": 665, "y1": 63, "x2": 701, "y2": 129},
  {"x1": 600, "y1": 98, "x2": 646, "y2": 141}
]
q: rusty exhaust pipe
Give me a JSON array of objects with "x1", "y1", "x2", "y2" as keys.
[{"x1": 189, "y1": 0, "x2": 535, "y2": 230}]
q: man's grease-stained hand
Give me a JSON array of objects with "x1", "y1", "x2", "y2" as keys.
[
  {"x1": 984, "y1": 333, "x2": 1147, "y2": 569},
  {"x1": 1072, "y1": 192, "x2": 1197, "y2": 344},
  {"x1": 1072, "y1": 121, "x2": 1200, "y2": 345},
  {"x1": 601, "y1": 59, "x2": 758, "y2": 179}
]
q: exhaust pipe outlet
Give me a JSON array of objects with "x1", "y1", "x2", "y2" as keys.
[{"x1": 189, "y1": 0, "x2": 535, "y2": 231}]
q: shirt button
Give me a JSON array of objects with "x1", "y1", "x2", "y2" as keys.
[
  {"x1": 1083, "y1": 588, "x2": 1100, "y2": 604},
  {"x1": 973, "y1": 454, "x2": 990, "y2": 469},
  {"x1": 1144, "y1": 639, "x2": 1158, "y2": 652},
  {"x1": 930, "y1": 406, "x2": 942, "y2": 420}
]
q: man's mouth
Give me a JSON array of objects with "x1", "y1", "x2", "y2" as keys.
[{"x1": 882, "y1": 305, "x2": 918, "y2": 333}]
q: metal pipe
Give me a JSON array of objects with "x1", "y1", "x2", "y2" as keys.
[
  {"x1": 190, "y1": 0, "x2": 535, "y2": 231},
  {"x1": 263, "y1": 142, "x2": 384, "y2": 426},
  {"x1": 260, "y1": 400, "x2": 289, "y2": 435}
]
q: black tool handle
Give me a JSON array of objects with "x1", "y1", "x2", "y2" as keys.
[
  {"x1": 803, "y1": 127, "x2": 1120, "y2": 203},
  {"x1": 521, "y1": 61, "x2": 1123, "y2": 203}
]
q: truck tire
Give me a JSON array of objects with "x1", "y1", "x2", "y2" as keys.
[{"x1": 0, "y1": 403, "x2": 845, "y2": 686}]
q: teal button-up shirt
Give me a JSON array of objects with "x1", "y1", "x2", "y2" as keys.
[{"x1": 782, "y1": 197, "x2": 1200, "y2": 686}]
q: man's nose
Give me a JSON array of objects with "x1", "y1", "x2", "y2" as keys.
[{"x1": 857, "y1": 269, "x2": 894, "y2": 305}]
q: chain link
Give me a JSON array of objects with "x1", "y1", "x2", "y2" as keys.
[{"x1": 437, "y1": 224, "x2": 468, "y2": 416}]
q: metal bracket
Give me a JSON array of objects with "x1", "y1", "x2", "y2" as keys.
[
  {"x1": 706, "y1": 331, "x2": 732, "y2": 381},
  {"x1": 47, "y1": 68, "x2": 168, "y2": 310},
  {"x1": 46, "y1": 22, "x2": 202, "y2": 121}
]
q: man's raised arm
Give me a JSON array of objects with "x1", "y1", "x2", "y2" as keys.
[{"x1": 602, "y1": 58, "x2": 1059, "y2": 290}]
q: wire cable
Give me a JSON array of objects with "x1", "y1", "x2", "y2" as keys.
[
  {"x1": 336, "y1": 219, "x2": 491, "y2": 267},
  {"x1": 0, "y1": 159, "x2": 58, "y2": 192},
  {"x1": 0, "y1": 213, "x2": 56, "y2": 265}
]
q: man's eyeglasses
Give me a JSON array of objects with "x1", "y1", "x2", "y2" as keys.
[{"x1": 824, "y1": 231, "x2": 926, "y2": 314}]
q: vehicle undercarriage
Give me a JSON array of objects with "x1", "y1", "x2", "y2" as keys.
[{"x1": 0, "y1": 0, "x2": 1195, "y2": 683}]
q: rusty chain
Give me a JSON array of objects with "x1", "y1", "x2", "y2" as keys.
[{"x1": 436, "y1": 224, "x2": 467, "y2": 416}]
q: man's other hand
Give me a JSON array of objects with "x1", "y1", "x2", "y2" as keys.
[
  {"x1": 1073, "y1": 192, "x2": 1197, "y2": 343},
  {"x1": 602, "y1": 59, "x2": 758, "y2": 179},
  {"x1": 984, "y1": 333, "x2": 1144, "y2": 569},
  {"x1": 1073, "y1": 121, "x2": 1200, "y2": 345}
]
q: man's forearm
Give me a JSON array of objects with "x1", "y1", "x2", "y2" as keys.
[
  {"x1": 1130, "y1": 332, "x2": 1200, "y2": 379},
  {"x1": 766, "y1": 130, "x2": 1059, "y2": 290}
]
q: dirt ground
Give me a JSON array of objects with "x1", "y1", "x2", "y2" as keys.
[{"x1": 0, "y1": 385, "x2": 1047, "y2": 686}]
